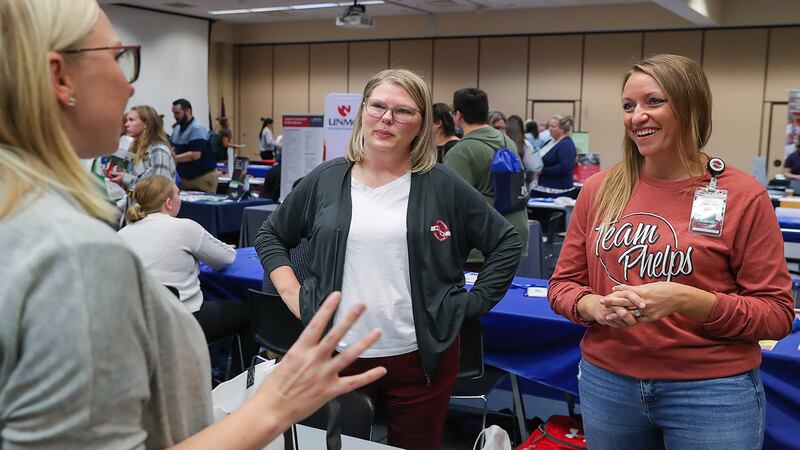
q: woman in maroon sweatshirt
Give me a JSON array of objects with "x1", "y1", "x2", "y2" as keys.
[{"x1": 549, "y1": 54, "x2": 794, "y2": 449}]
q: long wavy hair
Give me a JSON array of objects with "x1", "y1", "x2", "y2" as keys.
[
  {"x1": 593, "y1": 54, "x2": 712, "y2": 227},
  {"x1": 0, "y1": 0, "x2": 113, "y2": 220},
  {"x1": 345, "y1": 68, "x2": 436, "y2": 173},
  {"x1": 129, "y1": 105, "x2": 172, "y2": 165}
]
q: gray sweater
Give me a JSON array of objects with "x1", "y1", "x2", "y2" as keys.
[{"x1": 0, "y1": 190, "x2": 212, "y2": 449}]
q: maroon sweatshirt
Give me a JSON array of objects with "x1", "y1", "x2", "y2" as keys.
[{"x1": 549, "y1": 165, "x2": 795, "y2": 380}]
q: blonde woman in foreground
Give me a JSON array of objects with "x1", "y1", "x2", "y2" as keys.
[{"x1": 0, "y1": 1, "x2": 384, "y2": 448}]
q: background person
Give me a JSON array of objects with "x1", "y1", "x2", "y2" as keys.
[
  {"x1": 108, "y1": 105, "x2": 176, "y2": 193},
  {"x1": 445, "y1": 88, "x2": 529, "y2": 269},
  {"x1": 488, "y1": 109, "x2": 507, "y2": 132},
  {"x1": 0, "y1": 1, "x2": 384, "y2": 447},
  {"x1": 432, "y1": 102, "x2": 460, "y2": 162},
  {"x1": 171, "y1": 98, "x2": 218, "y2": 193},
  {"x1": 548, "y1": 54, "x2": 794, "y2": 449},
  {"x1": 260, "y1": 117, "x2": 277, "y2": 160},
  {"x1": 118, "y1": 176, "x2": 258, "y2": 372},
  {"x1": 530, "y1": 113, "x2": 578, "y2": 198},
  {"x1": 507, "y1": 114, "x2": 543, "y2": 183},
  {"x1": 211, "y1": 116, "x2": 238, "y2": 162},
  {"x1": 781, "y1": 136, "x2": 800, "y2": 192},
  {"x1": 525, "y1": 119, "x2": 545, "y2": 151},
  {"x1": 255, "y1": 69, "x2": 521, "y2": 450}
]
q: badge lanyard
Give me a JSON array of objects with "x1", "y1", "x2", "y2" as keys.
[{"x1": 689, "y1": 157, "x2": 727, "y2": 237}]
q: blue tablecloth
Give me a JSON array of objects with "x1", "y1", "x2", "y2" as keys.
[
  {"x1": 779, "y1": 216, "x2": 800, "y2": 229},
  {"x1": 178, "y1": 195, "x2": 272, "y2": 237},
  {"x1": 216, "y1": 163, "x2": 272, "y2": 178},
  {"x1": 778, "y1": 215, "x2": 800, "y2": 243},
  {"x1": 200, "y1": 248, "x2": 800, "y2": 450}
]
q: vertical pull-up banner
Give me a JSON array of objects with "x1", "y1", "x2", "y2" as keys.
[
  {"x1": 324, "y1": 93, "x2": 362, "y2": 161},
  {"x1": 280, "y1": 114, "x2": 324, "y2": 203}
]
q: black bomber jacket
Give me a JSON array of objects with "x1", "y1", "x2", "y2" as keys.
[{"x1": 255, "y1": 158, "x2": 521, "y2": 379}]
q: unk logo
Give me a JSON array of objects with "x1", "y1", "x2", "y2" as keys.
[{"x1": 338, "y1": 105, "x2": 351, "y2": 117}]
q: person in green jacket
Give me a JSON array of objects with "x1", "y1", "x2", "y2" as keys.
[{"x1": 444, "y1": 88, "x2": 529, "y2": 270}]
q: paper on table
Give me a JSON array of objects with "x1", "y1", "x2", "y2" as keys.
[
  {"x1": 526, "y1": 287, "x2": 548, "y2": 298},
  {"x1": 759, "y1": 340, "x2": 778, "y2": 351}
]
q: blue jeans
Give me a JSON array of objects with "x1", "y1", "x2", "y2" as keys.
[{"x1": 578, "y1": 359, "x2": 765, "y2": 450}]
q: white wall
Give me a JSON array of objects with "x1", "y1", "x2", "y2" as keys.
[{"x1": 103, "y1": 5, "x2": 210, "y2": 133}]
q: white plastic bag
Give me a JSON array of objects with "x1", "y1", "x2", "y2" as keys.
[
  {"x1": 473, "y1": 424, "x2": 512, "y2": 450},
  {"x1": 212, "y1": 359, "x2": 284, "y2": 450}
]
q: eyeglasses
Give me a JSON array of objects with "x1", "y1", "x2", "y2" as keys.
[
  {"x1": 363, "y1": 99, "x2": 419, "y2": 124},
  {"x1": 61, "y1": 45, "x2": 141, "y2": 83}
]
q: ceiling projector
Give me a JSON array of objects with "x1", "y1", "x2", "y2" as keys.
[{"x1": 336, "y1": 3, "x2": 374, "y2": 28}]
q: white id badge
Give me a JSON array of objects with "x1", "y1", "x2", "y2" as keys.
[{"x1": 689, "y1": 188, "x2": 727, "y2": 237}]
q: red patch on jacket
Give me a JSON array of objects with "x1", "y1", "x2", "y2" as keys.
[{"x1": 430, "y1": 219, "x2": 451, "y2": 241}]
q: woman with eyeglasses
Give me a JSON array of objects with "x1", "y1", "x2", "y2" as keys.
[
  {"x1": 0, "y1": 1, "x2": 385, "y2": 448},
  {"x1": 255, "y1": 68, "x2": 522, "y2": 450}
]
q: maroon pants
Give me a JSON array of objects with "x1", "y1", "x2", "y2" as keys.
[{"x1": 340, "y1": 340, "x2": 460, "y2": 450}]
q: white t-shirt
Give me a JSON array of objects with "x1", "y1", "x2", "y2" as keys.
[
  {"x1": 336, "y1": 172, "x2": 416, "y2": 357},
  {"x1": 118, "y1": 213, "x2": 236, "y2": 312}
]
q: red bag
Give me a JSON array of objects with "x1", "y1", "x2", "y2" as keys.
[{"x1": 516, "y1": 416, "x2": 587, "y2": 450}]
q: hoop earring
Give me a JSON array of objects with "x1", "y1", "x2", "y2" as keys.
[{"x1": 67, "y1": 96, "x2": 77, "y2": 107}]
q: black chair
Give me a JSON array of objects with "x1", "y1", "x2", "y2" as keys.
[
  {"x1": 166, "y1": 284, "x2": 245, "y2": 383},
  {"x1": 450, "y1": 320, "x2": 521, "y2": 444},
  {"x1": 517, "y1": 220, "x2": 544, "y2": 278},
  {"x1": 301, "y1": 390, "x2": 376, "y2": 441},
  {"x1": 247, "y1": 288, "x2": 377, "y2": 443},
  {"x1": 542, "y1": 212, "x2": 566, "y2": 278},
  {"x1": 247, "y1": 289, "x2": 304, "y2": 355}
]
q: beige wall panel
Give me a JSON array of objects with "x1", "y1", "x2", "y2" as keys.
[
  {"x1": 237, "y1": 46, "x2": 273, "y2": 159},
  {"x1": 765, "y1": 27, "x2": 800, "y2": 102},
  {"x1": 643, "y1": 31, "x2": 702, "y2": 62},
  {"x1": 390, "y1": 40, "x2": 433, "y2": 85},
  {"x1": 528, "y1": 35, "x2": 583, "y2": 101},
  {"x1": 760, "y1": 102, "x2": 770, "y2": 162},
  {"x1": 703, "y1": 29, "x2": 768, "y2": 170},
  {"x1": 722, "y1": 0, "x2": 800, "y2": 27},
  {"x1": 236, "y1": 15, "x2": 431, "y2": 45},
  {"x1": 479, "y1": 37, "x2": 528, "y2": 119},
  {"x1": 348, "y1": 41, "x2": 389, "y2": 94},
  {"x1": 274, "y1": 44, "x2": 310, "y2": 136},
  {"x1": 309, "y1": 43, "x2": 348, "y2": 113},
  {"x1": 209, "y1": 42, "x2": 236, "y2": 131},
  {"x1": 432, "y1": 38, "x2": 478, "y2": 105},
  {"x1": 230, "y1": 4, "x2": 692, "y2": 45},
  {"x1": 581, "y1": 33, "x2": 642, "y2": 167},
  {"x1": 531, "y1": 102, "x2": 578, "y2": 130},
  {"x1": 766, "y1": 103, "x2": 788, "y2": 179}
]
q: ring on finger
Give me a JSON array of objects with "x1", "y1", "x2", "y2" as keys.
[{"x1": 632, "y1": 308, "x2": 642, "y2": 318}]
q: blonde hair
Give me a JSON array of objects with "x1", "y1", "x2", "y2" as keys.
[
  {"x1": 0, "y1": 0, "x2": 114, "y2": 220},
  {"x1": 345, "y1": 69, "x2": 436, "y2": 173},
  {"x1": 126, "y1": 176, "x2": 175, "y2": 224},
  {"x1": 551, "y1": 114, "x2": 573, "y2": 135},
  {"x1": 593, "y1": 54, "x2": 712, "y2": 226},
  {"x1": 129, "y1": 105, "x2": 173, "y2": 165}
]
